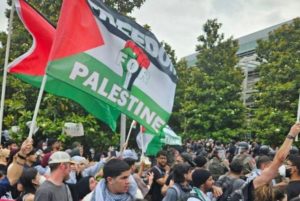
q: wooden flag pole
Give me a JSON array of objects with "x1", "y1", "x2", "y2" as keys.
[{"x1": 0, "y1": 0, "x2": 16, "y2": 144}]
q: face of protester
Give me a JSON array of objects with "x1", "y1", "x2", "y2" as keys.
[
  {"x1": 203, "y1": 176, "x2": 214, "y2": 191},
  {"x1": 62, "y1": 162, "x2": 71, "y2": 181},
  {"x1": 10, "y1": 143, "x2": 19, "y2": 151},
  {"x1": 175, "y1": 155, "x2": 184, "y2": 164},
  {"x1": 32, "y1": 172, "x2": 41, "y2": 186},
  {"x1": 185, "y1": 170, "x2": 193, "y2": 182},
  {"x1": 157, "y1": 155, "x2": 168, "y2": 167},
  {"x1": 107, "y1": 169, "x2": 131, "y2": 194},
  {"x1": 52, "y1": 141, "x2": 62, "y2": 151},
  {"x1": 27, "y1": 153, "x2": 38, "y2": 163},
  {"x1": 286, "y1": 160, "x2": 297, "y2": 177}
]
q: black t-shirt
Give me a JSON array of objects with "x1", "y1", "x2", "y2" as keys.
[
  {"x1": 287, "y1": 180, "x2": 300, "y2": 200},
  {"x1": 149, "y1": 165, "x2": 166, "y2": 201}
]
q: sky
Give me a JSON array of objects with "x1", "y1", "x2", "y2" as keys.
[{"x1": 1, "y1": 0, "x2": 300, "y2": 58}]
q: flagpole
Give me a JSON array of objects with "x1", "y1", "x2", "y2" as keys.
[
  {"x1": 140, "y1": 126, "x2": 145, "y2": 158},
  {"x1": 121, "y1": 120, "x2": 136, "y2": 154},
  {"x1": 296, "y1": 94, "x2": 300, "y2": 142},
  {"x1": 28, "y1": 75, "x2": 48, "y2": 139},
  {"x1": 120, "y1": 114, "x2": 126, "y2": 152},
  {"x1": 0, "y1": 0, "x2": 16, "y2": 144}
]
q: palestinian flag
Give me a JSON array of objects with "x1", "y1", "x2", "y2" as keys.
[
  {"x1": 7, "y1": 0, "x2": 119, "y2": 130},
  {"x1": 46, "y1": 0, "x2": 177, "y2": 134},
  {"x1": 136, "y1": 127, "x2": 164, "y2": 156},
  {"x1": 136, "y1": 125, "x2": 181, "y2": 156}
]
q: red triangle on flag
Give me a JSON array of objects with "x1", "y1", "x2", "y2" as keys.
[{"x1": 49, "y1": 0, "x2": 104, "y2": 61}]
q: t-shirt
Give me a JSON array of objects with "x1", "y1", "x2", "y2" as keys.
[
  {"x1": 149, "y1": 165, "x2": 166, "y2": 201},
  {"x1": 34, "y1": 180, "x2": 73, "y2": 201},
  {"x1": 286, "y1": 180, "x2": 300, "y2": 200}
]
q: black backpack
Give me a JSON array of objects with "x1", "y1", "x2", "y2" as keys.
[
  {"x1": 226, "y1": 179, "x2": 254, "y2": 201},
  {"x1": 216, "y1": 176, "x2": 236, "y2": 201}
]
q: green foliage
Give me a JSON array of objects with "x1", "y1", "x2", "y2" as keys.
[
  {"x1": 250, "y1": 18, "x2": 300, "y2": 146},
  {"x1": 172, "y1": 19, "x2": 246, "y2": 142},
  {"x1": 104, "y1": 0, "x2": 146, "y2": 15},
  {"x1": 0, "y1": 0, "x2": 146, "y2": 149}
]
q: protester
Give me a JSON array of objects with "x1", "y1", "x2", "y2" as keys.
[
  {"x1": 215, "y1": 159, "x2": 245, "y2": 201},
  {"x1": 147, "y1": 150, "x2": 170, "y2": 201},
  {"x1": 34, "y1": 151, "x2": 73, "y2": 201},
  {"x1": 208, "y1": 147, "x2": 229, "y2": 180},
  {"x1": 193, "y1": 155, "x2": 208, "y2": 170},
  {"x1": 84, "y1": 158, "x2": 135, "y2": 201},
  {"x1": 16, "y1": 168, "x2": 42, "y2": 201},
  {"x1": 246, "y1": 155, "x2": 272, "y2": 182},
  {"x1": 233, "y1": 141, "x2": 255, "y2": 175},
  {"x1": 133, "y1": 159, "x2": 154, "y2": 198},
  {"x1": 162, "y1": 163, "x2": 192, "y2": 201},
  {"x1": 227, "y1": 123, "x2": 300, "y2": 201},
  {"x1": 285, "y1": 155, "x2": 300, "y2": 200},
  {"x1": 187, "y1": 169, "x2": 215, "y2": 201}
]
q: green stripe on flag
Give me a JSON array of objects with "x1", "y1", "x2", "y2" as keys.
[{"x1": 14, "y1": 73, "x2": 119, "y2": 131}]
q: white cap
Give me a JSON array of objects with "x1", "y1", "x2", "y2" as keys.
[
  {"x1": 48, "y1": 151, "x2": 71, "y2": 164},
  {"x1": 71, "y1": 156, "x2": 87, "y2": 164},
  {"x1": 122, "y1": 149, "x2": 138, "y2": 161}
]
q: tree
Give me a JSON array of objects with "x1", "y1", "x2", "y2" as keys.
[
  {"x1": 175, "y1": 19, "x2": 246, "y2": 141},
  {"x1": 250, "y1": 18, "x2": 300, "y2": 146},
  {"x1": 0, "y1": 0, "x2": 146, "y2": 149}
]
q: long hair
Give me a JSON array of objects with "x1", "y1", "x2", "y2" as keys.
[
  {"x1": 19, "y1": 168, "x2": 38, "y2": 194},
  {"x1": 254, "y1": 183, "x2": 274, "y2": 201}
]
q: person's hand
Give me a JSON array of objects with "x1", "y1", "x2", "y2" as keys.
[
  {"x1": 19, "y1": 138, "x2": 33, "y2": 156},
  {"x1": 289, "y1": 123, "x2": 300, "y2": 137},
  {"x1": 147, "y1": 171, "x2": 154, "y2": 186},
  {"x1": 164, "y1": 165, "x2": 170, "y2": 173},
  {"x1": 212, "y1": 185, "x2": 223, "y2": 197}
]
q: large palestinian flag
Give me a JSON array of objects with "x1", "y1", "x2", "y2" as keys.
[
  {"x1": 46, "y1": 0, "x2": 177, "y2": 134},
  {"x1": 7, "y1": 0, "x2": 120, "y2": 130}
]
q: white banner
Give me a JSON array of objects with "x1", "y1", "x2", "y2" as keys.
[{"x1": 63, "y1": 122, "x2": 84, "y2": 137}]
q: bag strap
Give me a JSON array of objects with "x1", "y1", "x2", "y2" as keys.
[
  {"x1": 170, "y1": 184, "x2": 181, "y2": 199},
  {"x1": 153, "y1": 165, "x2": 163, "y2": 175}
]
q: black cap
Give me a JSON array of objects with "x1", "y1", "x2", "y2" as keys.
[
  {"x1": 193, "y1": 155, "x2": 207, "y2": 168},
  {"x1": 181, "y1": 152, "x2": 196, "y2": 167}
]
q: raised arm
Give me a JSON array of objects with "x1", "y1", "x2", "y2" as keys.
[
  {"x1": 7, "y1": 138, "x2": 33, "y2": 185},
  {"x1": 254, "y1": 123, "x2": 300, "y2": 188}
]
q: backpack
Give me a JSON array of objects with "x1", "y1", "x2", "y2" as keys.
[
  {"x1": 169, "y1": 184, "x2": 198, "y2": 201},
  {"x1": 227, "y1": 179, "x2": 253, "y2": 201},
  {"x1": 216, "y1": 176, "x2": 237, "y2": 201}
]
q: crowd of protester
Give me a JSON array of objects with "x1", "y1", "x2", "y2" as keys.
[{"x1": 0, "y1": 123, "x2": 300, "y2": 201}]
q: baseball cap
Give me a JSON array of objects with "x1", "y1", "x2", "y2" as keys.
[
  {"x1": 122, "y1": 149, "x2": 138, "y2": 161},
  {"x1": 181, "y1": 152, "x2": 196, "y2": 167},
  {"x1": 71, "y1": 156, "x2": 87, "y2": 165},
  {"x1": 48, "y1": 151, "x2": 71, "y2": 164}
]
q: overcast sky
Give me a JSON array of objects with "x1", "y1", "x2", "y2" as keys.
[{"x1": 1, "y1": 0, "x2": 299, "y2": 58}]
